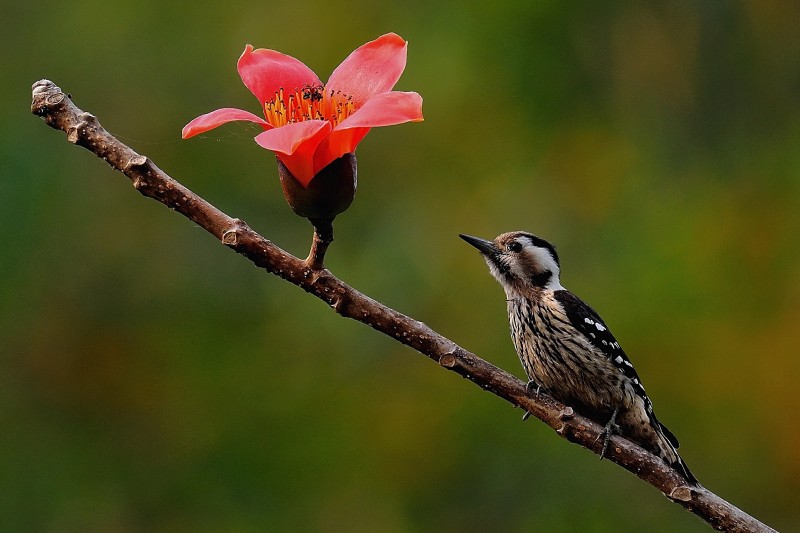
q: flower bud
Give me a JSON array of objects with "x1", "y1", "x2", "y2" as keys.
[{"x1": 277, "y1": 153, "x2": 357, "y2": 221}]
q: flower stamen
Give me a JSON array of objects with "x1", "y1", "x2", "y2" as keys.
[{"x1": 264, "y1": 85, "x2": 356, "y2": 128}]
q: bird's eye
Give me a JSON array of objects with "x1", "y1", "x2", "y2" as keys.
[{"x1": 508, "y1": 242, "x2": 523, "y2": 253}]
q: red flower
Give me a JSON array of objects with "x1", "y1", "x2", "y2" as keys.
[{"x1": 182, "y1": 33, "x2": 423, "y2": 188}]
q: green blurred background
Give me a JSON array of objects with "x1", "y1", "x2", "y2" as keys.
[{"x1": 3, "y1": 1, "x2": 799, "y2": 531}]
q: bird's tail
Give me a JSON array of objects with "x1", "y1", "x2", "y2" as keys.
[{"x1": 655, "y1": 421, "x2": 699, "y2": 486}]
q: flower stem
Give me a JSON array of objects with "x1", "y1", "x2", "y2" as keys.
[{"x1": 305, "y1": 218, "x2": 334, "y2": 270}]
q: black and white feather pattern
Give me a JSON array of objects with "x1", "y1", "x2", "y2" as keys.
[{"x1": 554, "y1": 290, "x2": 682, "y2": 449}]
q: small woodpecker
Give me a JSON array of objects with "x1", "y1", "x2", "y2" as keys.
[{"x1": 461, "y1": 231, "x2": 698, "y2": 485}]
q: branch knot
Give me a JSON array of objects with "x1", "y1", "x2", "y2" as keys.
[{"x1": 439, "y1": 352, "x2": 457, "y2": 368}]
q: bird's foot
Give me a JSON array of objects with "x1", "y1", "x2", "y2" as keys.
[
  {"x1": 522, "y1": 380, "x2": 543, "y2": 421},
  {"x1": 525, "y1": 380, "x2": 543, "y2": 397},
  {"x1": 596, "y1": 407, "x2": 620, "y2": 460}
]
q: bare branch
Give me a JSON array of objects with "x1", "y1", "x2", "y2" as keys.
[{"x1": 31, "y1": 79, "x2": 775, "y2": 533}]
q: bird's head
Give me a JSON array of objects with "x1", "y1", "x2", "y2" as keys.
[{"x1": 460, "y1": 231, "x2": 564, "y2": 294}]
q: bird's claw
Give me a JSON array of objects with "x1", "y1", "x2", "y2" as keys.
[
  {"x1": 596, "y1": 407, "x2": 620, "y2": 460},
  {"x1": 522, "y1": 380, "x2": 542, "y2": 421},
  {"x1": 525, "y1": 380, "x2": 542, "y2": 397}
]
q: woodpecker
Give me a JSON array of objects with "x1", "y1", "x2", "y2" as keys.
[{"x1": 460, "y1": 231, "x2": 698, "y2": 485}]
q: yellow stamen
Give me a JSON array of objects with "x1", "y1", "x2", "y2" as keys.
[{"x1": 263, "y1": 85, "x2": 356, "y2": 128}]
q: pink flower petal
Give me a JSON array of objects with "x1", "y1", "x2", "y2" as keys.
[
  {"x1": 238, "y1": 44, "x2": 322, "y2": 105},
  {"x1": 255, "y1": 120, "x2": 330, "y2": 155},
  {"x1": 182, "y1": 107, "x2": 271, "y2": 138},
  {"x1": 312, "y1": 127, "x2": 371, "y2": 174},
  {"x1": 255, "y1": 120, "x2": 332, "y2": 187},
  {"x1": 327, "y1": 33, "x2": 408, "y2": 107},
  {"x1": 335, "y1": 91, "x2": 424, "y2": 130}
]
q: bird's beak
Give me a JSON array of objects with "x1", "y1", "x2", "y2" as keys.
[{"x1": 459, "y1": 234, "x2": 498, "y2": 256}]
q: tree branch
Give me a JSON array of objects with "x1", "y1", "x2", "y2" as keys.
[{"x1": 31, "y1": 79, "x2": 774, "y2": 533}]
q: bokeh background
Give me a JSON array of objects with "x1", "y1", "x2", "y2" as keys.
[{"x1": 3, "y1": 1, "x2": 799, "y2": 531}]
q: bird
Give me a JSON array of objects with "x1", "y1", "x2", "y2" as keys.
[{"x1": 460, "y1": 231, "x2": 698, "y2": 485}]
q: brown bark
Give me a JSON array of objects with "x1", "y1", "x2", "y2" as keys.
[{"x1": 31, "y1": 79, "x2": 775, "y2": 532}]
